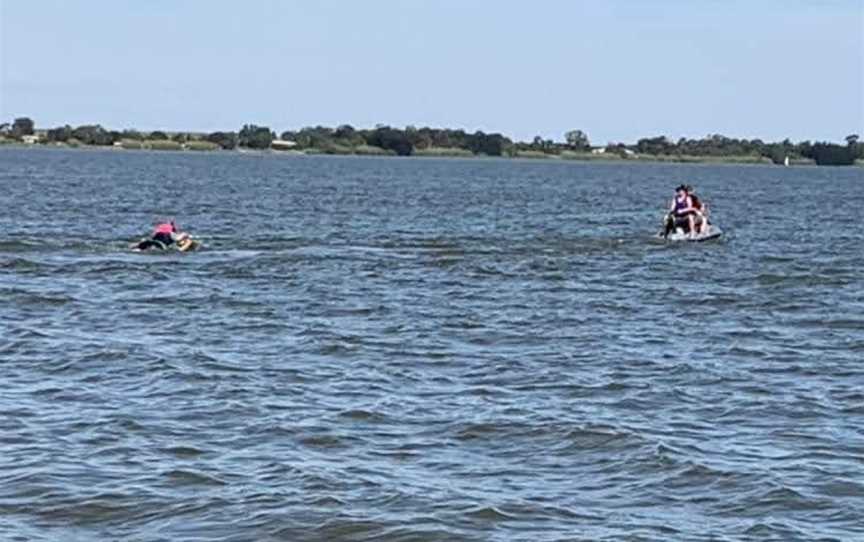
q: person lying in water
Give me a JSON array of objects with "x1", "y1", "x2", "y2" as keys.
[
  {"x1": 153, "y1": 220, "x2": 178, "y2": 245},
  {"x1": 663, "y1": 185, "x2": 707, "y2": 238}
]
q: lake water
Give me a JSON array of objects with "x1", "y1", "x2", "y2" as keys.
[{"x1": 1, "y1": 147, "x2": 862, "y2": 541}]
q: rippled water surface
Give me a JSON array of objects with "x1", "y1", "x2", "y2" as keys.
[{"x1": 1, "y1": 148, "x2": 863, "y2": 541}]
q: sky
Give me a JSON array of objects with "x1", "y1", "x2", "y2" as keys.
[{"x1": 1, "y1": 0, "x2": 862, "y2": 144}]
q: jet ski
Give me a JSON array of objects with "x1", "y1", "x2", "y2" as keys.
[
  {"x1": 660, "y1": 224, "x2": 723, "y2": 242},
  {"x1": 131, "y1": 232, "x2": 201, "y2": 252},
  {"x1": 658, "y1": 213, "x2": 723, "y2": 242}
]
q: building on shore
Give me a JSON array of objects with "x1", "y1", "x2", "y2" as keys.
[{"x1": 271, "y1": 139, "x2": 297, "y2": 151}]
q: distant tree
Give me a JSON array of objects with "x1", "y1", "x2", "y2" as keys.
[
  {"x1": 291, "y1": 125, "x2": 338, "y2": 149},
  {"x1": 636, "y1": 136, "x2": 674, "y2": 155},
  {"x1": 531, "y1": 136, "x2": 543, "y2": 149},
  {"x1": 46, "y1": 125, "x2": 73, "y2": 142},
  {"x1": 333, "y1": 124, "x2": 363, "y2": 146},
  {"x1": 446, "y1": 129, "x2": 469, "y2": 149},
  {"x1": 206, "y1": 131, "x2": 238, "y2": 150},
  {"x1": 291, "y1": 131, "x2": 312, "y2": 148},
  {"x1": 806, "y1": 142, "x2": 856, "y2": 166},
  {"x1": 409, "y1": 129, "x2": 434, "y2": 150},
  {"x1": 565, "y1": 129, "x2": 590, "y2": 150},
  {"x1": 333, "y1": 124, "x2": 354, "y2": 139},
  {"x1": 465, "y1": 131, "x2": 512, "y2": 156},
  {"x1": 238, "y1": 124, "x2": 274, "y2": 149},
  {"x1": 367, "y1": 126, "x2": 413, "y2": 156},
  {"x1": 148, "y1": 130, "x2": 168, "y2": 140},
  {"x1": 72, "y1": 124, "x2": 113, "y2": 145},
  {"x1": 605, "y1": 142, "x2": 630, "y2": 156},
  {"x1": 0, "y1": 122, "x2": 9, "y2": 135},
  {"x1": 762, "y1": 143, "x2": 786, "y2": 165},
  {"x1": 429, "y1": 128, "x2": 453, "y2": 148},
  {"x1": 794, "y1": 140, "x2": 812, "y2": 159},
  {"x1": 121, "y1": 129, "x2": 144, "y2": 141},
  {"x1": 848, "y1": 135, "x2": 864, "y2": 160},
  {"x1": 11, "y1": 117, "x2": 35, "y2": 138},
  {"x1": 171, "y1": 132, "x2": 188, "y2": 143}
]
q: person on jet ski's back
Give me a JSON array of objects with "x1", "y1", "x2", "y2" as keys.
[{"x1": 686, "y1": 185, "x2": 709, "y2": 234}]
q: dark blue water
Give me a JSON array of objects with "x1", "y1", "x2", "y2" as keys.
[{"x1": 1, "y1": 148, "x2": 862, "y2": 541}]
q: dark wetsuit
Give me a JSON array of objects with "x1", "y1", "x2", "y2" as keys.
[{"x1": 152, "y1": 231, "x2": 174, "y2": 245}]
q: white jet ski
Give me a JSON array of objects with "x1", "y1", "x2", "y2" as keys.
[
  {"x1": 659, "y1": 224, "x2": 723, "y2": 242},
  {"x1": 658, "y1": 212, "x2": 723, "y2": 242}
]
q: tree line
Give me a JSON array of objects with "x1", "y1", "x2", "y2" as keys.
[
  {"x1": 629, "y1": 134, "x2": 864, "y2": 166},
  {"x1": 2, "y1": 116, "x2": 862, "y2": 166}
]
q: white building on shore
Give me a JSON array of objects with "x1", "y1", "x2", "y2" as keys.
[{"x1": 271, "y1": 139, "x2": 297, "y2": 151}]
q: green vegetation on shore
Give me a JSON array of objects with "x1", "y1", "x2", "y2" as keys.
[
  {"x1": 413, "y1": 147, "x2": 475, "y2": 157},
  {"x1": 1, "y1": 116, "x2": 861, "y2": 166},
  {"x1": 117, "y1": 139, "x2": 185, "y2": 151}
]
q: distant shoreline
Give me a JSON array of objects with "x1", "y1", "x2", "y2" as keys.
[
  {"x1": 2, "y1": 118, "x2": 861, "y2": 165},
  {"x1": 1, "y1": 139, "x2": 841, "y2": 166}
]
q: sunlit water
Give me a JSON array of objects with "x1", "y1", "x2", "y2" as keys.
[{"x1": 1, "y1": 148, "x2": 862, "y2": 541}]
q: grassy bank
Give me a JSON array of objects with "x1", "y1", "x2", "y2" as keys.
[
  {"x1": 560, "y1": 151, "x2": 625, "y2": 161},
  {"x1": 303, "y1": 143, "x2": 353, "y2": 155},
  {"x1": 632, "y1": 153, "x2": 773, "y2": 164},
  {"x1": 353, "y1": 145, "x2": 394, "y2": 156},
  {"x1": 184, "y1": 140, "x2": 220, "y2": 151},
  {"x1": 561, "y1": 151, "x2": 777, "y2": 164},
  {"x1": 789, "y1": 158, "x2": 817, "y2": 166},
  {"x1": 147, "y1": 140, "x2": 183, "y2": 151},
  {"x1": 302, "y1": 144, "x2": 392, "y2": 156},
  {"x1": 115, "y1": 139, "x2": 184, "y2": 151},
  {"x1": 413, "y1": 147, "x2": 475, "y2": 158},
  {"x1": 514, "y1": 150, "x2": 557, "y2": 159}
]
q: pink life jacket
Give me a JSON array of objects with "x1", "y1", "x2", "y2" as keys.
[{"x1": 154, "y1": 222, "x2": 175, "y2": 235}]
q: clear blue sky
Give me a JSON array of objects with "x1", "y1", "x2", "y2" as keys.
[{"x1": 1, "y1": 0, "x2": 862, "y2": 144}]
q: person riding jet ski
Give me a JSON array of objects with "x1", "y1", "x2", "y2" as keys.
[
  {"x1": 686, "y1": 185, "x2": 708, "y2": 227},
  {"x1": 134, "y1": 220, "x2": 186, "y2": 251},
  {"x1": 153, "y1": 220, "x2": 178, "y2": 245},
  {"x1": 663, "y1": 185, "x2": 706, "y2": 238}
]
